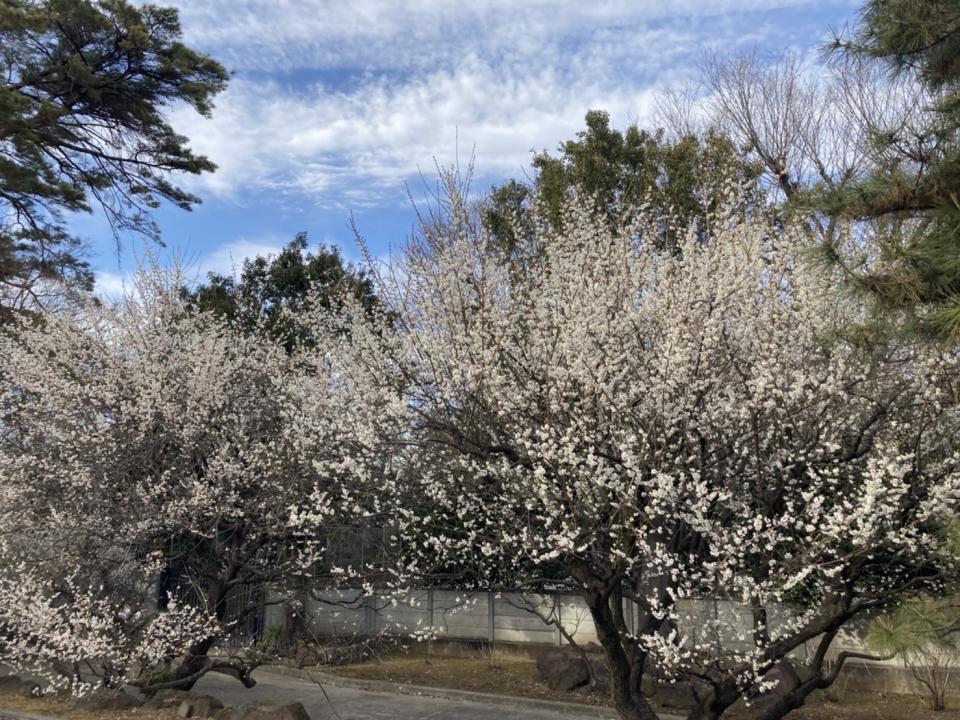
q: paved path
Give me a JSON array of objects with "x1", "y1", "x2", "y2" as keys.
[{"x1": 193, "y1": 668, "x2": 619, "y2": 720}]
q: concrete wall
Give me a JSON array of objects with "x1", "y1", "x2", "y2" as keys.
[
  {"x1": 266, "y1": 588, "x2": 875, "y2": 665},
  {"x1": 266, "y1": 589, "x2": 578, "y2": 646},
  {"x1": 259, "y1": 588, "x2": 959, "y2": 696}
]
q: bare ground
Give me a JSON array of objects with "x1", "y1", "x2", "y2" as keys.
[{"x1": 327, "y1": 654, "x2": 960, "y2": 719}]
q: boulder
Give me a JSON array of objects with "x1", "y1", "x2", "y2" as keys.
[
  {"x1": 176, "y1": 695, "x2": 224, "y2": 718},
  {"x1": 142, "y1": 689, "x2": 222, "y2": 715},
  {"x1": 0, "y1": 676, "x2": 40, "y2": 698},
  {"x1": 652, "y1": 680, "x2": 696, "y2": 708},
  {"x1": 590, "y1": 661, "x2": 610, "y2": 693},
  {"x1": 0, "y1": 677, "x2": 20, "y2": 695},
  {"x1": 747, "y1": 661, "x2": 816, "y2": 713},
  {"x1": 571, "y1": 660, "x2": 610, "y2": 694},
  {"x1": 76, "y1": 691, "x2": 143, "y2": 711},
  {"x1": 214, "y1": 703, "x2": 310, "y2": 720},
  {"x1": 535, "y1": 648, "x2": 590, "y2": 692},
  {"x1": 142, "y1": 689, "x2": 193, "y2": 711}
]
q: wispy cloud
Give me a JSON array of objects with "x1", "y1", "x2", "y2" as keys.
[
  {"x1": 171, "y1": 67, "x2": 658, "y2": 206},
  {"x1": 93, "y1": 270, "x2": 132, "y2": 300},
  {"x1": 93, "y1": 237, "x2": 289, "y2": 299},
  {"x1": 167, "y1": 1, "x2": 834, "y2": 74},
  {"x1": 193, "y1": 238, "x2": 287, "y2": 279},
  {"x1": 160, "y1": 0, "x2": 854, "y2": 207}
]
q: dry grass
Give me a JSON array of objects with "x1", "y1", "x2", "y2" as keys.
[
  {"x1": 0, "y1": 693, "x2": 161, "y2": 720},
  {"x1": 0, "y1": 664, "x2": 954, "y2": 720},
  {"x1": 327, "y1": 653, "x2": 960, "y2": 719},
  {"x1": 327, "y1": 653, "x2": 611, "y2": 707},
  {"x1": 787, "y1": 692, "x2": 960, "y2": 720}
]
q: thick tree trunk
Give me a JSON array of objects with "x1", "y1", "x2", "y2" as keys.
[
  {"x1": 752, "y1": 648, "x2": 895, "y2": 720},
  {"x1": 173, "y1": 636, "x2": 217, "y2": 690},
  {"x1": 686, "y1": 678, "x2": 742, "y2": 720},
  {"x1": 584, "y1": 590, "x2": 659, "y2": 720},
  {"x1": 753, "y1": 678, "x2": 821, "y2": 720},
  {"x1": 171, "y1": 577, "x2": 230, "y2": 690}
]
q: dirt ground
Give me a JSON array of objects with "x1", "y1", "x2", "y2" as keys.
[
  {"x1": 331, "y1": 654, "x2": 611, "y2": 706},
  {"x1": 0, "y1": 661, "x2": 955, "y2": 720},
  {"x1": 327, "y1": 654, "x2": 960, "y2": 719},
  {"x1": 0, "y1": 694, "x2": 167, "y2": 720},
  {"x1": 786, "y1": 693, "x2": 960, "y2": 720}
]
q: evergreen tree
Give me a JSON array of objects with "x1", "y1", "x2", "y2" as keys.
[
  {"x1": 825, "y1": 0, "x2": 960, "y2": 338},
  {"x1": 186, "y1": 233, "x2": 378, "y2": 352},
  {"x1": 0, "y1": 0, "x2": 228, "y2": 317},
  {"x1": 484, "y1": 110, "x2": 761, "y2": 256}
]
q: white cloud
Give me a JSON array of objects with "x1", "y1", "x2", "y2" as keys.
[
  {"x1": 93, "y1": 270, "x2": 131, "y2": 300},
  {"x1": 93, "y1": 237, "x2": 288, "y2": 299},
  {"x1": 166, "y1": 1, "x2": 833, "y2": 74},
  {"x1": 172, "y1": 59, "x2": 658, "y2": 206},
  {"x1": 193, "y1": 238, "x2": 287, "y2": 279},
  {"x1": 159, "y1": 0, "x2": 856, "y2": 206}
]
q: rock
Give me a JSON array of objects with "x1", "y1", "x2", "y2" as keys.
[
  {"x1": 0, "y1": 676, "x2": 40, "y2": 698},
  {"x1": 571, "y1": 660, "x2": 610, "y2": 694},
  {"x1": 650, "y1": 680, "x2": 696, "y2": 708},
  {"x1": 76, "y1": 691, "x2": 143, "y2": 711},
  {"x1": 176, "y1": 695, "x2": 224, "y2": 718},
  {"x1": 142, "y1": 689, "x2": 192, "y2": 711},
  {"x1": 213, "y1": 703, "x2": 310, "y2": 720},
  {"x1": 142, "y1": 689, "x2": 222, "y2": 715},
  {"x1": 240, "y1": 702, "x2": 310, "y2": 720},
  {"x1": 590, "y1": 661, "x2": 610, "y2": 693},
  {"x1": 535, "y1": 648, "x2": 590, "y2": 692}
]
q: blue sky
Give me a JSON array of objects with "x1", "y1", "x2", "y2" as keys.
[{"x1": 85, "y1": 0, "x2": 860, "y2": 295}]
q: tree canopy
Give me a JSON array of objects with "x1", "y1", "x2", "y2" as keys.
[
  {"x1": 0, "y1": 0, "x2": 227, "y2": 317},
  {"x1": 3, "y1": 1, "x2": 960, "y2": 716},
  {"x1": 822, "y1": 0, "x2": 960, "y2": 338},
  {"x1": 334, "y1": 178, "x2": 960, "y2": 720},
  {"x1": 484, "y1": 110, "x2": 761, "y2": 255},
  {"x1": 0, "y1": 265, "x2": 382, "y2": 694},
  {"x1": 185, "y1": 233, "x2": 378, "y2": 351},
  {"x1": 708, "y1": 2, "x2": 960, "y2": 340}
]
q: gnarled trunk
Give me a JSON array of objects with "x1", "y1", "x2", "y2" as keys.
[
  {"x1": 686, "y1": 677, "x2": 742, "y2": 720},
  {"x1": 173, "y1": 635, "x2": 218, "y2": 690},
  {"x1": 159, "y1": 577, "x2": 257, "y2": 692},
  {"x1": 584, "y1": 588, "x2": 660, "y2": 720}
]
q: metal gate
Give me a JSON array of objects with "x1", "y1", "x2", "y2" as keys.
[{"x1": 221, "y1": 583, "x2": 266, "y2": 647}]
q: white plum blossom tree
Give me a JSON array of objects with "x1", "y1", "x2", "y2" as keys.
[
  {"x1": 1, "y1": 180, "x2": 956, "y2": 719},
  {"x1": 0, "y1": 265, "x2": 384, "y2": 695},
  {"x1": 333, "y1": 180, "x2": 960, "y2": 720}
]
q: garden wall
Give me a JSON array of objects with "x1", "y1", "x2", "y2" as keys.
[
  {"x1": 265, "y1": 588, "x2": 950, "y2": 695},
  {"x1": 264, "y1": 588, "x2": 874, "y2": 665}
]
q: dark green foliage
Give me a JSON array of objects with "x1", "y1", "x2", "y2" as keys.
[
  {"x1": 841, "y1": 0, "x2": 960, "y2": 96},
  {"x1": 0, "y1": 0, "x2": 227, "y2": 317},
  {"x1": 484, "y1": 179, "x2": 532, "y2": 256},
  {"x1": 825, "y1": 0, "x2": 960, "y2": 339},
  {"x1": 484, "y1": 110, "x2": 761, "y2": 255},
  {"x1": 186, "y1": 232, "x2": 378, "y2": 351}
]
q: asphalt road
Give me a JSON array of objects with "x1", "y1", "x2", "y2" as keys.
[{"x1": 193, "y1": 668, "x2": 619, "y2": 720}]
